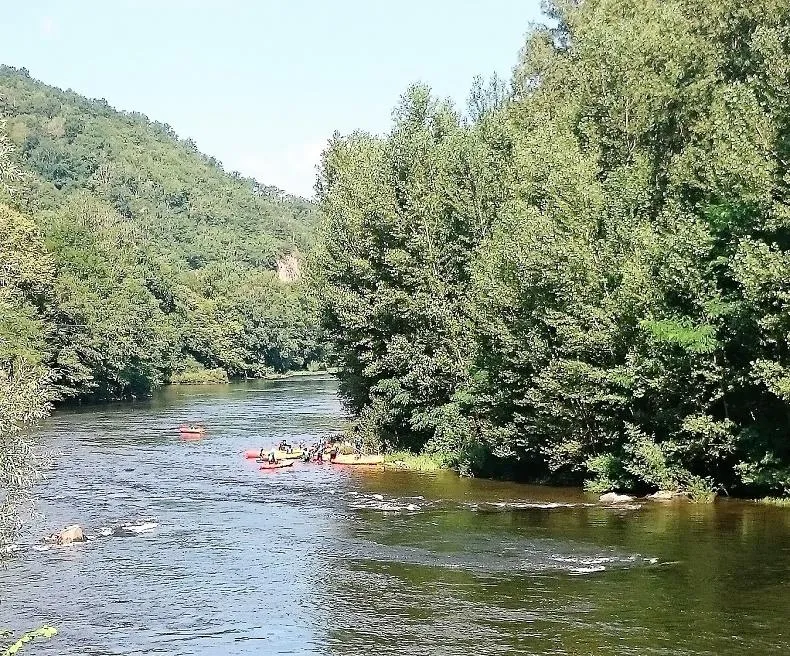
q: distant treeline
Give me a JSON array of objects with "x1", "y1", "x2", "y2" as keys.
[
  {"x1": 317, "y1": 1, "x2": 790, "y2": 498},
  {"x1": 0, "y1": 64, "x2": 322, "y2": 410}
]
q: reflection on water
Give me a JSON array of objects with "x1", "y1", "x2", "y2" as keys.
[{"x1": 1, "y1": 375, "x2": 789, "y2": 655}]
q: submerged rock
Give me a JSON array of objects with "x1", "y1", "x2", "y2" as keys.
[{"x1": 600, "y1": 492, "x2": 636, "y2": 504}]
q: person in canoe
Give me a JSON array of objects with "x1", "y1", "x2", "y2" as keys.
[
  {"x1": 259, "y1": 448, "x2": 277, "y2": 464},
  {"x1": 180, "y1": 423, "x2": 206, "y2": 434}
]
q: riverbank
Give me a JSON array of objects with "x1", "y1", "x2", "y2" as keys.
[
  {"x1": 382, "y1": 449, "x2": 790, "y2": 506},
  {"x1": 384, "y1": 451, "x2": 446, "y2": 472},
  {"x1": 169, "y1": 367, "x2": 336, "y2": 386},
  {"x1": 757, "y1": 497, "x2": 790, "y2": 507}
]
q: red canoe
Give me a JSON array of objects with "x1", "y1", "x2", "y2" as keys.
[
  {"x1": 259, "y1": 461, "x2": 294, "y2": 470},
  {"x1": 179, "y1": 424, "x2": 206, "y2": 435}
]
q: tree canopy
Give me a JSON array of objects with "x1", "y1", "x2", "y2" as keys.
[
  {"x1": 0, "y1": 65, "x2": 323, "y2": 404},
  {"x1": 317, "y1": 0, "x2": 790, "y2": 498}
]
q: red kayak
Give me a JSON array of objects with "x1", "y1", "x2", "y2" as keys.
[
  {"x1": 244, "y1": 449, "x2": 263, "y2": 459},
  {"x1": 179, "y1": 424, "x2": 206, "y2": 435},
  {"x1": 259, "y1": 461, "x2": 294, "y2": 470}
]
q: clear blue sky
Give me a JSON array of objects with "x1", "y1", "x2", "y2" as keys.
[{"x1": 1, "y1": 1, "x2": 544, "y2": 198}]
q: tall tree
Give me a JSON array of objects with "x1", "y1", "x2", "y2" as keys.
[
  {"x1": 319, "y1": 0, "x2": 790, "y2": 497},
  {"x1": 0, "y1": 126, "x2": 53, "y2": 547}
]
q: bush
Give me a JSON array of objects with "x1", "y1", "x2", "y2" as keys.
[{"x1": 169, "y1": 367, "x2": 229, "y2": 385}]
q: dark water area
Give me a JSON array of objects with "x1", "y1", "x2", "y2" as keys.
[{"x1": 2, "y1": 375, "x2": 789, "y2": 655}]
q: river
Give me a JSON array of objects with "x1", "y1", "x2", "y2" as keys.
[{"x1": 1, "y1": 375, "x2": 789, "y2": 655}]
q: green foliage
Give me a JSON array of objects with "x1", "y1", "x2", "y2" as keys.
[
  {"x1": 684, "y1": 476, "x2": 718, "y2": 504},
  {"x1": 640, "y1": 319, "x2": 718, "y2": 354},
  {"x1": 0, "y1": 140, "x2": 53, "y2": 546},
  {"x1": 170, "y1": 363, "x2": 230, "y2": 385},
  {"x1": 318, "y1": 0, "x2": 790, "y2": 498},
  {"x1": 584, "y1": 454, "x2": 629, "y2": 495},
  {"x1": 735, "y1": 453, "x2": 790, "y2": 496},
  {"x1": 1, "y1": 626, "x2": 57, "y2": 656},
  {"x1": 384, "y1": 451, "x2": 446, "y2": 471},
  {"x1": 317, "y1": 82, "x2": 514, "y2": 455},
  {"x1": 0, "y1": 66, "x2": 322, "y2": 403}
]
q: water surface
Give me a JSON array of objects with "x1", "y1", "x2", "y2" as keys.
[{"x1": 2, "y1": 376, "x2": 789, "y2": 654}]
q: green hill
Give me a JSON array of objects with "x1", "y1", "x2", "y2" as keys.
[{"x1": 0, "y1": 65, "x2": 322, "y2": 402}]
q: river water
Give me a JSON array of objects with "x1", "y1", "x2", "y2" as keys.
[{"x1": 1, "y1": 375, "x2": 789, "y2": 655}]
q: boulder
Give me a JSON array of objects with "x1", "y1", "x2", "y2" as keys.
[
  {"x1": 600, "y1": 492, "x2": 635, "y2": 504},
  {"x1": 45, "y1": 525, "x2": 87, "y2": 545},
  {"x1": 648, "y1": 490, "x2": 684, "y2": 501}
]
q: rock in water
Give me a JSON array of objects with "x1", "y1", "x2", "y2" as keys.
[
  {"x1": 600, "y1": 492, "x2": 635, "y2": 504},
  {"x1": 649, "y1": 490, "x2": 683, "y2": 501},
  {"x1": 55, "y1": 525, "x2": 87, "y2": 544}
]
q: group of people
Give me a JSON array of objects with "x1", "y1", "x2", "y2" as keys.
[
  {"x1": 258, "y1": 440, "x2": 302, "y2": 464},
  {"x1": 257, "y1": 435, "x2": 362, "y2": 464},
  {"x1": 301, "y1": 440, "x2": 337, "y2": 463}
]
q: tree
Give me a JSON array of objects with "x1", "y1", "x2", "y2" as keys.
[
  {"x1": 318, "y1": 0, "x2": 790, "y2": 498},
  {"x1": 0, "y1": 134, "x2": 54, "y2": 547}
]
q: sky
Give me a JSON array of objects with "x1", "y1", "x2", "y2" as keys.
[{"x1": 1, "y1": 1, "x2": 544, "y2": 198}]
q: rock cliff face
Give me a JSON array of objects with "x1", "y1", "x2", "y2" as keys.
[{"x1": 276, "y1": 253, "x2": 301, "y2": 283}]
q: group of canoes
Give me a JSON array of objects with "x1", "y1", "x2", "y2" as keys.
[
  {"x1": 178, "y1": 423, "x2": 385, "y2": 470},
  {"x1": 245, "y1": 439, "x2": 385, "y2": 470}
]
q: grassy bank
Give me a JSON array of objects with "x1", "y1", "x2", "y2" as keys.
[
  {"x1": 384, "y1": 451, "x2": 447, "y2": 472},
  {"x1": 170, "y1": 368, "x2": 230, "y2": 385},
  {"x1": 169, "y1": 367, "x2": 333, "y2": 385},
  {"x1": 756, "y1": 497, "x2": 790, "y2": 507},
  {"x1": 264, "y1": 368, "x2": 333, "y2": 379}
]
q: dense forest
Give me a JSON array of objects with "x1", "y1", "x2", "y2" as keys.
[
  {"x1": 0, "y1": 64, "x2": 322, "y2": 405},
  {"x1": 0, "y1": 65, "x2": 323, "y2": 534},
  {"x1": 318, "y1": 0, "x2": 790, "y2": 498}
]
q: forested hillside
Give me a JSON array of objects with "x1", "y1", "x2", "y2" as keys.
[
  {"x1": 0, "y1": 64, "x2": 322, "y2": 406},
  {"x1": 318, "y1": 0, "x2": 790, "y2": 498}
]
